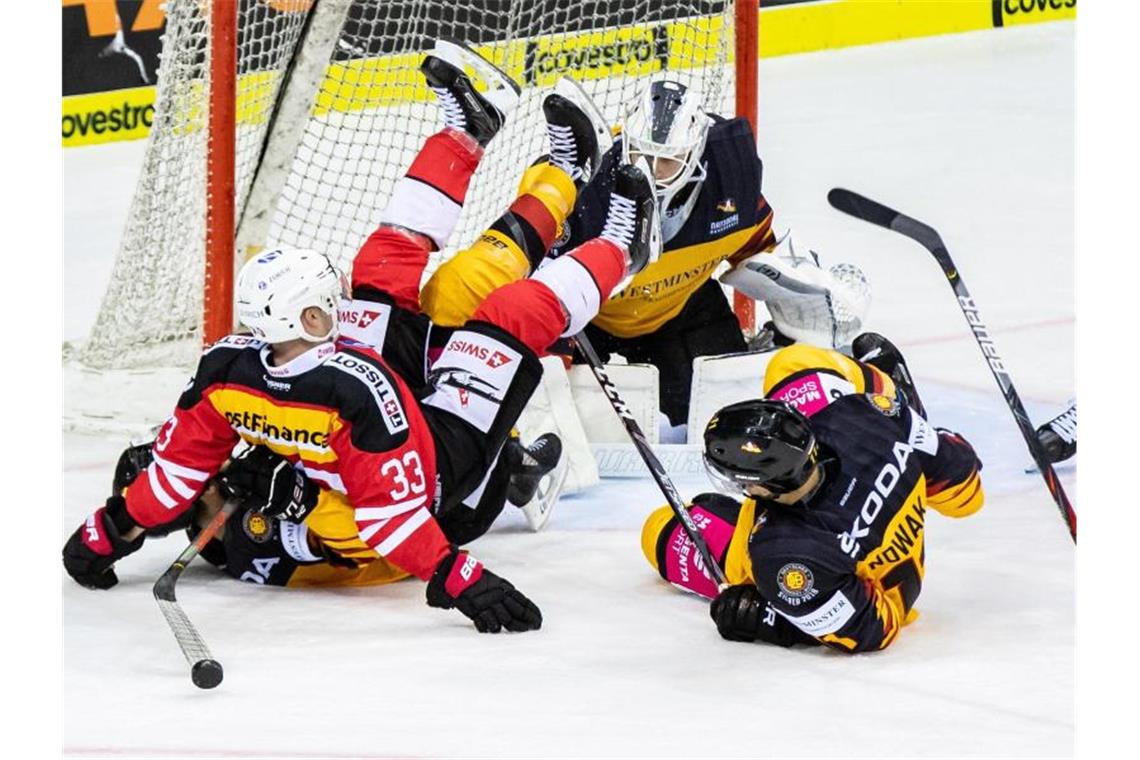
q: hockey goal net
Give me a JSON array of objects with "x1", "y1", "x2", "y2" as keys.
[{"x1": 79, "y1": 0, "x2": 756, "y2": 370}]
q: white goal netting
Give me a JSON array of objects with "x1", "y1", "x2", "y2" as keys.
[{"x1": 80, "y1": 0, "x2": 738, "y2": 370}]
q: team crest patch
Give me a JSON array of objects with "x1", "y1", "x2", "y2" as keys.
[
  {"x1": 776, "y1": 562, "x2": 818, "y2": 605},
  {"x1": 242, "y1": 510, "x2": 274, "y2": 544},
  {"x1": 553, "y1": 220, "x2": 572, "y2": 251},
  {"x1": 716, "y1": 198, "x2": 737, "y2": 213},
  {"x1": 868, "y1": 393, "x2": 899, "y2": 416}
]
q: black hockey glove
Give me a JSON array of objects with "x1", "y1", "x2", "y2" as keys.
[
  {"x1": 219, "y1": 446, "x2": 319, "y2": 522},
  {"x1": 426, "y1": 548, "x2": 542, "y2": 633},
  {"x1": 852, "y1": 331, "x2": 926, "y2": 418},
  {"x1": 62, "y1": 496, "x2": 146, "y2": 590},
  {"x1": 711, "y1": 584, "x2": 818, "y2": 647}
]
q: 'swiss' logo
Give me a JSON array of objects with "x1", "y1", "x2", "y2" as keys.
[
  {"x1": 340, "y1": 308, "x2": 381, "y2": 328},
  {"x1": 445, "y1": 339, "x2": 515, "y2": 369},
  {"x1": 458, "y1": 388, "x2": 470, "y2": 407}
]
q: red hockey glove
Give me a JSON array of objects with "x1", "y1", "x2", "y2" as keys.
[
  {"x1": 426, "y1": 548, "x2": 542, "y2": 633},
  {"x1": 62, "y1": 496, "x2": 145, "y2": 590}
]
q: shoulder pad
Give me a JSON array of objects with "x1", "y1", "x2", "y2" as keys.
[
  {"x1": 178, "y1": 334, "x2": 262, "y2": 409},
  {"x1": 323, "y1": 349, "x2": 411, "y2": 439},
  {"x1": 203, "y1": 333, "x2": 266, "y2": 355}
]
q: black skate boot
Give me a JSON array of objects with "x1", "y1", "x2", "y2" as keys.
[
  {"x1": 600, "y1": 159, "x2": 660, "y2": 276},
  {"x1": 852, "y1": 332, "x2": 927, "y2": 418},
  {"x1": 420, "y1": 38, "x2": 521, "y2": 148},
  {"x1": 542, "y1": 77, "x2": 611, "y2": 187},
  {"x1": 1036, "y1": 401, "x2": 1076, "y2": 464},
  {"x1": 506, "y1": 433, "x2": 564, "y2": 508}
]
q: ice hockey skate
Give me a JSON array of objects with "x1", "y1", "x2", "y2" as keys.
[{"x1": 421, "y1": 38, "x2": 521, "y2": 147}]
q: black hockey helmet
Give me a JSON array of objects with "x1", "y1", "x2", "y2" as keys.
[{"x1": 702, "y1": 399, "x2": 819, "y2": 498}]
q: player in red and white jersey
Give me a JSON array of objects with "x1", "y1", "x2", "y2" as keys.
[{"x1": 63, "y1": 40, "x2": 661, "y2": 633}]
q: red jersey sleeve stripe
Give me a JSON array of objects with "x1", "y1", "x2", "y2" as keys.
[{"x1": 373, "y1": 507, "x2": 433, "y2": 556}]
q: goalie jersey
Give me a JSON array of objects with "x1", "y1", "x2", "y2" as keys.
[{"x1": 551, "y1": 116, "x2": 775, "y2": 337}]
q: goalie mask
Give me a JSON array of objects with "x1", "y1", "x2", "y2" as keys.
[
  {"x1": 703, "y1": 399, "x2": 820, "y2": 499},
  {"x1": 621, "y1": 79, "x2": 710, "y2": 241},
  {"x1": 235, "y1": 248, "x2": 346, "y2": 344}
]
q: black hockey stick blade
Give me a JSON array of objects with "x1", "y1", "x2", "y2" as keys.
[
  {"x1": 827, "y1": 187, "x2": 1076, "y2": 543},
  {"x1": 828, "y1": 188, "x2": 953, "y2": 275}
]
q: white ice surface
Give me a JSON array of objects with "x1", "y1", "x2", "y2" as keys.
[{"x1": 63, "y1": 23, "x2": 1075, "y2": 759}]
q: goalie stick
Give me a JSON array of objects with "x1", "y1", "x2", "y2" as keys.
[
  {"x1": 826, "y1": 187, "x2": 1077, "y2": 543},
  {"x1": 574, "y1": 332, "x2": 728, "y2": 591},
  {"x1": 153, "y1": 496, "x2": 240, "y2": 689}
]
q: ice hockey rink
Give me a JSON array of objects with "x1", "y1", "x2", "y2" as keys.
[{"x1": 63, "y1": 22, "x2": 1075, "y2": 759}]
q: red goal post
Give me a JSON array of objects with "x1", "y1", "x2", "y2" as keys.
[
  {"x1": 733, "y1": 0, "x2": 758, "y2": 336},
  {"x1": 83, "y1": 1, "x2": 762, "y2": 369}
]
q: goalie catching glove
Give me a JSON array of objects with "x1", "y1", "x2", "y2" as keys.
[
  {"x1": 426, "y1": 547, "x2": 543, "y2": 633},
  {"x1": 219, "y1": 446, "x2": 320, "y2": 522},
  {"x1": 721, "y1": 234, "x2": 870, "y2": 348}
]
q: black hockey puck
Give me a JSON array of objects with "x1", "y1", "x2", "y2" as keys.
[{"x1": 191, "y1": 659, "x2": 224, "y2": 689}]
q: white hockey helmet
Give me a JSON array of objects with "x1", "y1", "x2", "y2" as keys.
[
  {"x1": 235, "y1": 247, "x2": 345, "y2": 344},
  {"x1": 620, "y1": 79, "x2": 711, "y2": 215}
]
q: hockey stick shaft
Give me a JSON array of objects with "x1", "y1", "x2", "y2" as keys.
[
  {"x1": 153, "y1": 497, "x2": 239, "y2": 684},
  {"x1": 574, "y1": 332, "x2": 729, "y2": 590},
  {"x1": 827, "y1": 188, "x2": 1076, "y2": 542}
]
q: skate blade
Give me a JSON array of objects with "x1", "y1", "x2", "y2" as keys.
[
  {"x1": 431, "y1": 38, "x2": 522, "y2": 116},
  {"x1": 553, "y1": 76, "x2": 615, "y2": 155},
  {"x1": 520, "y1": 454, "x2": 570, "y2": 532}
]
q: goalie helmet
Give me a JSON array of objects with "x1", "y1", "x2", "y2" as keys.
[
  {"x1": 235, "y1": 248, "x2": 345, "y2": 344},
  {"x1": 620, "y1": 79, "x2": 710, "y2": 238},
  {"x1": 702, "y1": 399, "x2": 820, "y2": 499}
]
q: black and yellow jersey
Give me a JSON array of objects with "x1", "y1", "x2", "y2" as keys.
[
  {"x1": 641, "y1": 344, "x2": 983, "y2": 652},
  {"x1": 553, "y1": 116, "x2": 776, "y2": 337},
  {"x1": 751, "y1": 345, "x2": 983, "y2": 652}
]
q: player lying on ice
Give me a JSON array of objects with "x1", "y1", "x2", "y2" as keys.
[
  {"x1": 640, "y1": 336, "x2": 985, "y2": 652},
  {"x1": 62, "y1": 39, "x2": 661, "y2": 633},
  {"x1": 551, "y1": 78, "x2": 872, "y2": 428}
]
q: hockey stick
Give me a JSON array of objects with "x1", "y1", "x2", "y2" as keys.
[
  {"x1": 827, "y1": 188, "x2": 1077, "y2": 543},
  {"x1": 153, "y1": 496, "x2": 239, "y2": 689},
  {"x1": 574, "y1": 332, "x2": 729, "y2": 591}
]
